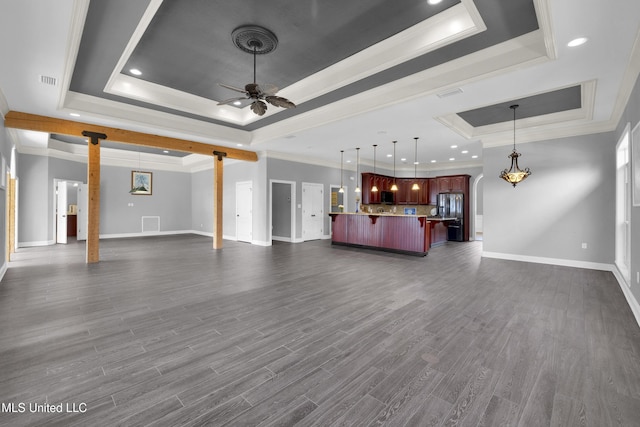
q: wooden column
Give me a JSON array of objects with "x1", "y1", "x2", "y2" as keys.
[
  {"x1": 83, "y1": 131, "x2": 107, "y2": 263},
  {"x1": 213, "y1": 151, "x2": 227, "y2": 249}
]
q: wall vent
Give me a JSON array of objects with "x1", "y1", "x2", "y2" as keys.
[
  {"x1": 436, "y1": 87, "x2": 463, "y2": 98},
  {"x1": 141, "y1": 216, "x2": 160, "y2": 233},
  {"x1": 39, "y1": 75, "x2": 57, "y2": 86}
]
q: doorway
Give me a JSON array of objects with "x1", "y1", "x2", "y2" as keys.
[
  {"x1": 302, "y1": 182, "x2": 324, "y2": 241},
  {"x1": 270, "y1": 180, "x2": 295, "y2": 242},
  {"x1": 53, "y1": 179, "x2": 85, "y2": 244},
  {"x1": 236, "y1": 181, "x2": 253, "y2": 243},
  {"x1": 472, "y1": 174, "x2": 483, "y2": 241}
]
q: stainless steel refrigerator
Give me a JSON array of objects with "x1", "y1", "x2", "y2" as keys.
[{"x1": 438, "y1": 193, "x2": 464, "y2": 241}]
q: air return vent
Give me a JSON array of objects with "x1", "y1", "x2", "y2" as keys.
[
  {"x1": 436, "y1": 87, "x2": 463, "y2": 98},
  {"x1": 39, "y1": 75, "x2": 57, "y2": 86}
]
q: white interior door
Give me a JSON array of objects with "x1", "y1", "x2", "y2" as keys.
[
  {"x1": 302, "y1": 182, "x2": 324, "y2": 241},
  {"x1": 236, "y1": 181, "x2": 253, "y2": 243},
  {"x1": 77, "y1": 184, "x2": 88, "y2": 241},
  {"x1": 56, "y1": 181, "x2": 68, "y2": 244}
]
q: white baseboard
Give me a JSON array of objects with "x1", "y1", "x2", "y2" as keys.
[
  {"x1": 18, "y1": 239, "x2": 55, "y2": 248},
  {"x1": 483, "y1": 251, "x2": 640, "y2": 328},
  {"x1": 0, "y1": 261, "x2": 7, "y2": 283},
  {"x1": 99, "y1": 230, "x2": 194, "y2": 239},
  {"x1": 482, "y1": 251, "x2": 613, "y2": 271},
  {"x1": 272, "y1": 236, "x2": 292, "y2": 242},
  {"x1": 611, "y1": 266, "x2": 640, "y2": 329}
]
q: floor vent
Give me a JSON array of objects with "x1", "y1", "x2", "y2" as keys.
[
  {"x1": 40, "y1": 75, "x2": 57, "y2": 86},
  {"x1": 142, "y1": 216, "x2": 160, "y2": 233}
]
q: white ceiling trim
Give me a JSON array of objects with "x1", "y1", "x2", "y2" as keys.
[
  {"x1": 251, "y1": 30, "x2": 551, "y2": 145},
  {"x1": 63, "y1": 91, "x2": 251, "y2": 146},
  {"x1": 101, "y1": 1, "x2": 485, "y2": 126},
  {"x1": 57, "y1": 0, "x2": 90, "y2": 112},
  {"x1": 437, "y1": 80, "x2": 597, "y2": 145}
]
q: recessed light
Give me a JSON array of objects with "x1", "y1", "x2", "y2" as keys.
[
  {"x1": 401, "y1": 158, "x2": 407, "y2": 162},
  {"x1": 69, "y1": 113, "x2": 80, "y2": 117},
  {"x1": 461, "y1": 150, "x2": 468, "y2": 154},
  {"x1": 472, "y1": 155, "x2": 478, "y2": 159},
  {"x1": 129, "y1": 68, "x2": 142, "y2": 76},
  {"x1": 237, "y1": 143, "x2": 243, "y2": 147},
  {"x1": 449, "y1": 157, "x2": 455, "y2": 161},
  {"x1": 431, "y1": 160, "x2": 437, "y2": 163},
  {"x1": 346, "y1": 160, "x2": 352, "y2": 163},
  {"x1": 568, "y1": 37, "x2": 588, "y2": 47},
  {"x1": 414, "y1": 161, "x2": 419, "y2": 165},
  {"x1": 427, "y1": 0, "x2": 443, "y2": 4},
  {"x1": 386, "y1": 154, "x2": 393, "y2": 158},
  {"x1": 233, "y1": 101, "x2": 242, "y2": 106},
  {"x1": 450, "y1": 145, "x2": 458, "y2": 149}
]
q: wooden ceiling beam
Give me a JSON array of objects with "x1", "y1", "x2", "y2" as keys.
[{"x1": 4, "y1": 111, "x2": 258, "y2": 162}]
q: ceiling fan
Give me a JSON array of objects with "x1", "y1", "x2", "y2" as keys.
[{"x1": 217, "y1": 26, "x2": 296, "y2": 116}]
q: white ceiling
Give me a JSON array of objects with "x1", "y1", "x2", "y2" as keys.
[{"x1": 1, "y1": 0, "x2": 639, "y2": 173}]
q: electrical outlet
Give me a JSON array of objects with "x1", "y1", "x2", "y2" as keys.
[{"x1": 581, "y1": 243, "x2": 587, "y2": 249}]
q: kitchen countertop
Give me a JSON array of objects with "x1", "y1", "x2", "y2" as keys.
[{"x1": 329, "y1": 212, "x2": 429, "y2": 218}]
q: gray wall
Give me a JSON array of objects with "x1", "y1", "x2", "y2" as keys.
[
  {"x1": 100, "y1": 164, "x2": 192, "y2": 235},
  {"x1": 615, "y1": 73, "x2": 640, "y2": 305},
  {"x1": 267, "y1": 158, "x2": 344, "y2": 240},
  {"x1": 17, "y1": 154, "x2": 50, "y2": 244},
  {"x1": 483, "y1": 132, "x2": 616, "y2": 264},
  {"x1": 17, "y1": 154, "x2": 192, "y2": 244}
]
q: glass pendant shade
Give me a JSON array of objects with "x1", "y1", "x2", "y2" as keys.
[
  {"x1": 391, "y1": 140, "x2": 398, "y2": 191},
  {"x1": 500, "y1": 151, "x2": 531, "y2": 187},
  {"x1": 500, "y1": 104, "x2": 531, "y2": 187},
  {"x1": 371, "y1": 144, "x2": 378, "y2": 192}
]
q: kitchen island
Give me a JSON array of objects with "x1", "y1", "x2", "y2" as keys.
[{"x1": 329, "y1": 212, "x2": 431, "y2": 256}]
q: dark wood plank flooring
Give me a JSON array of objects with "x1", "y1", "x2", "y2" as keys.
[{"x1": 1, "y1": 235, "x2": 639, "y2": 426}]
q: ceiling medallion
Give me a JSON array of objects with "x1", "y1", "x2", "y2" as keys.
[{"x1": 231, "y1": 25, "x2": 278, "y2": 54}]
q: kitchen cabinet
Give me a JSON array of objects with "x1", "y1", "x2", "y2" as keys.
[{"x1": 436, "y1": 175, "x2": 469, "y2": 193}]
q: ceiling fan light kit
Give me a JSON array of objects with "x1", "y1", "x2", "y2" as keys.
[{"x1": 218, "y1": 25, "x2": 296, "y2": 116}]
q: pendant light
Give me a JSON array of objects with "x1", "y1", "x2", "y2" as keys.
[
  {"x1": 411, "y1": 137, "x2": 420, "y2": 191},
  {"x1": 371, "y1": 144, "x2": 379, "y2": 192},
  {"x1": 339, "y1": 150, "x2": 345, "y2": 193},
  {"x1": 499, "y1": 104, "x2": 531, "y2": 187},
  {"x1": 390, "y1": 141, "x2": 398, "y2": 191},
  {"x1": 355, "y1": 147, "x2": 361, "y2": 193}
]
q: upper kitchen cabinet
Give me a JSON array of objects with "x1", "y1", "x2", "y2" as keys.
[{"x1": 436, "y1": 175, "x2": 470, "y2": 193}]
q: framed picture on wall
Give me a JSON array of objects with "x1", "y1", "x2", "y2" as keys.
[
  {"x1": 633, "y1": 122, "x2": 640, "y2": 206},
  {"x1": 131, "y1": 171, "x2": 152, "y2": 195}
]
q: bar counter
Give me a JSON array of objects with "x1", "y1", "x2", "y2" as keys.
[{"x1": 328, "y1": 212, "x2": 431, "y2": 256}]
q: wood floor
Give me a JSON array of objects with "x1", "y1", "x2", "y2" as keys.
[{"x1": 1, "y1": 235, "x2": 639, "y2": 426}]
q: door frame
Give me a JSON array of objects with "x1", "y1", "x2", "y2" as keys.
[
  {"x1": 52, "y1": 178, "x2": 84, "y2": 244},
  {"x1": 301, "y1": 182, "x2": 324, "y2": 241},
  {"x1": 329, "y1": 184, "x2": 347, "y2": 236},
  {"x1": 269, "y1": 179, "x2": 296, "y2": 243}
]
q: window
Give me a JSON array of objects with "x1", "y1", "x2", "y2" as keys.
[{"x1": 615, "y1": 124, "x2": 631, "y2": 285}]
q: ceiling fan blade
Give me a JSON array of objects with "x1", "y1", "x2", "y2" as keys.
[
  {"x1": 265, "y1": 96, "x2": 296, "y2": 109},
  {"x1": 251, "y1": 100, "x2": 267, "y2": 116},
  {"x1": 261, "y1": 84, "x2": 279, "y2": 95},
  {"x1": 217, "y1": 96, "x2": 247, "y2": 106},
  {"x1": 218, "y1": 83, "x2": 248, "y2": 94}
]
